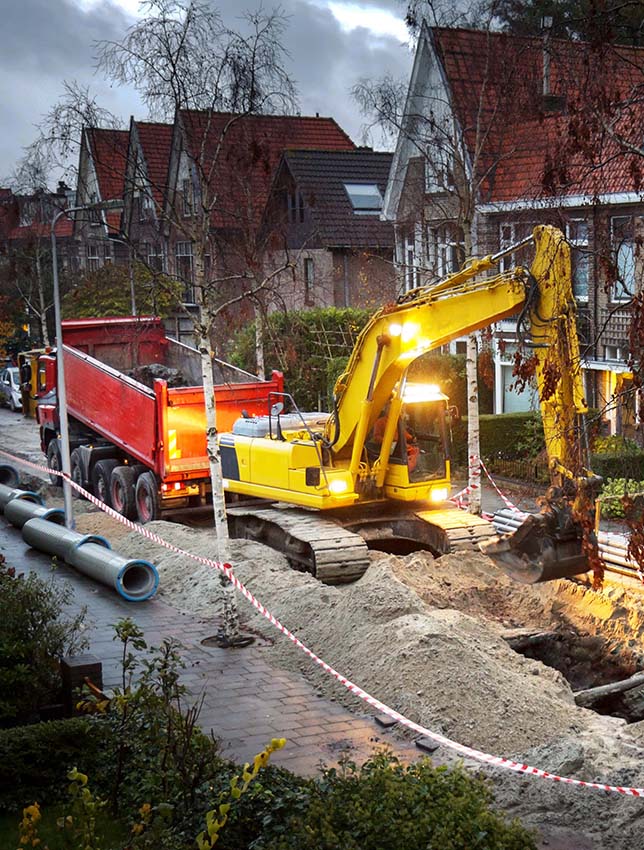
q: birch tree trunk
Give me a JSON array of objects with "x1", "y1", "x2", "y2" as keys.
[
  {"x1": 195, "y1": 262, "x2": 240, "y2": 642},
  {"x1": 466, "y1": 333, "x2": 481, "y2": 515},
  {"x1": 254, "y1": 302, "x2": 266, "y2": 380},
  {"x1": 35, "y1": 249, "x2": 51, "y2": 347}
]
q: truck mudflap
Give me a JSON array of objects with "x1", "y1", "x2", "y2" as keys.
[{"x1": 479, "y1": 511, "x2": 591, "y2": 584}]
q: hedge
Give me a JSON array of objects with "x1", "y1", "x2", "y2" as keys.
[
  {"x1": 450, "y1": 412, "x2": 543, "y2": 466},
  {"x1": 0, "y1": 717, "x2": 111, "y2": 813},
  {"x1": 590, "y1": 452, "x2": 644, "y2": 482}
]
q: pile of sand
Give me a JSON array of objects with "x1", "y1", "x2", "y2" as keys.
[{"x1": 72, "y1": 510, "x2": 644, "y2": 848}]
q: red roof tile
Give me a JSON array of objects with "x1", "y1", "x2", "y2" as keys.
[
  {"x1": 134, "y1": 121, "x2": 174, "y2": 205},
  {"x1": 8, "y1": 218, "x2": 73, "y2": 240},
  {"x1": 179, "y1": 111, "x2": 355, "y2": 227},
  {"x1": 86, "y1": 128, "x2": 129, "y2": 201},
  {"x1": 432, "y1": 27, "x2": 644, "y2": 202}
]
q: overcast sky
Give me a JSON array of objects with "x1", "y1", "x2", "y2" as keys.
[{"x1": 1, "y1": 0, "x2": 414, "y2": 183}]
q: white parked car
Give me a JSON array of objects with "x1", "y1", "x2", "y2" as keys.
[{"x1": 0, "y1": 366, "x2": 22, "y2": 411}]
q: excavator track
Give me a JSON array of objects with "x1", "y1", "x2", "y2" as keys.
[
  {"x1": 227, "y1": 503, "x2": 496, "y2": 585},
  {"x1": 226, "y1": 505, "x2": 371, "y2": 584}
]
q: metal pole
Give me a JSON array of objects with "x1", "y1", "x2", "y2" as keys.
[{"x1": 51, "y1": 209, "x2": 74, "y2": 529}]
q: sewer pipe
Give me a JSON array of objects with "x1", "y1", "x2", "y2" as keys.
[
  {"x1": 0, "y1": 464, "x2": 21, "y2": 489},
  {"x1": 4, "y1": 498, "x2": 65, "y2": 529},
  {"x1": 22, "y1": 517, "x2": 159, "y2": 601}
]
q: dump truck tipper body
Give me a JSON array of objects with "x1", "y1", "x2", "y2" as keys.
[{"x1": 37, "y1": 317, "x2": 283, "y2": 520}]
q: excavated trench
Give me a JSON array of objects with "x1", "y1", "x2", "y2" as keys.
[{"x1": 511, "y1": 627, "x2": 644, "y2": 722}]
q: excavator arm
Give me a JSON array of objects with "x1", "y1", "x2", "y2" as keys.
[{"x1": 326, "y1": 224, "x2": 599, "y2": 582}]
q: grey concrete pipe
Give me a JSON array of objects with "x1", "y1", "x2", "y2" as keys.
[
  {"x1": 20, "y1": 516, "x2": 100, "y2": 558},
  {"x1": 0, "y1": 464, "x2": 21, "y2": 489},
  {"x1": 0, "y1": 484, "x2": 43, "y2": 510},
  {"x1": 4, "y1": 498, "x2": 65, "y2": 529},
  {"x1": 22, "y1": 517, "x2": 159, "y2": 602}
]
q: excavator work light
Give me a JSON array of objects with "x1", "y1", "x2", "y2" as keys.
[
  {"x1": 328, "y1": 479, "x2": 349, "y2": 494},
  {"x1": 429, "y1": 487, "x2": 448, "y2": 503}
]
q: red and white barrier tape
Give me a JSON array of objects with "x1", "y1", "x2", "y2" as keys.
[
  {"x1": 2, "y1": 447, "x2": 643, "y2": 798},
  {"x1": 479, "y1": 458, "x2": 528, "y2": 518}
]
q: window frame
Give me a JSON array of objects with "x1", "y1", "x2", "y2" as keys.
[
  {"x1": 343, "y1": 183, "x2": 383, "y2": 215},
  {"x1": 610, "y1": 215, "x2": 635, "y2": 304},
  {"x1": 175, "y1": 240, "x2": 195, "y2": 303},
  {"x1": 566, "y1": 218, "x2": 590, "y2": 303}
]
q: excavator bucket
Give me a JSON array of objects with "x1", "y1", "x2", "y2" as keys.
[{"x1": 479, "y1": 512, "x2": 591, "y2": 584}]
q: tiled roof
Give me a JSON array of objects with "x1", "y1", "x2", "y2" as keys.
[
  {"x1": 134, "y1": 121, "x2": 174, "y2": 205},
  {"x1": 282, "y1": 149, "x2": 394, "y2": 248},
  {"x1": 432, "y1": 27, "x2": 644, "y2": 202},
  {"x1": 179, "y1": 111, "x2": 356, "y2": 227},
  {"x1": 86, "y1": 127, "x2": 129, "y2": 200},
  {"x1": 8, "y1": 218, "x2": 73, "y2": 240}
]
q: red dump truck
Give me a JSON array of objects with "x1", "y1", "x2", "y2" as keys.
[{"x1": 37, "y1": 317, "x2": 283, "y2": 522}]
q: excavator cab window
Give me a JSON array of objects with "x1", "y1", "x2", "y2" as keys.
[{"x1": 403, "y1": 401, "x2": 448, "y2": 482}]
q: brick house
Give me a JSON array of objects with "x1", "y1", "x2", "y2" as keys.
[
  {"x1": 0, "y1": 183, "x2": 76, "y2": 346},
  {"x1": 384, "y1": 23, "x2": 644, "y2": 430},
  {"x1": 74, "y1": 127, "x2": 129, "y2": 270},
  {"x1": 263, "y1": 148, "x2": 395, "y2": 311},
  {"x1": 158, "y1": 110, "x2": 357, "y2": 345}
]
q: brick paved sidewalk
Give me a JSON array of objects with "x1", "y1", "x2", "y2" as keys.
[{"x1": 1, "y1": 518, "x2": 421, "y2": 775}]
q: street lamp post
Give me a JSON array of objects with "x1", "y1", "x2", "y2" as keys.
[{"x1": 51, "y1": 199, "x2": 124, "y2": 528}]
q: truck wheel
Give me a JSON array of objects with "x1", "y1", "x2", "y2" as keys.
[
  {"x1": 91, "y1": 459, "x2": 120, "y2": 507},
  {"x1": 135, "y1": 471, "x2": 160, "y2": 524},
  {"x1": 46, "y1": 441, "x2": 62, "y2": 487},
  {"x1": 70, "y1": 449, "x2": 86, "y2": 499},
  {"x1": 110, "y1": 466, "x2": 136, "y2": 518}
]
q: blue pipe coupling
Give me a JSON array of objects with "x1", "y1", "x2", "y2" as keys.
[
  {"x1": 0, "y1": 482, "x2": 44, "y2": 511},
  {"x1": 4, "y1": 497, "x2": 64, "y2": 529},
  {"x1": 22, "y1": 517, "x2": 159, "y2": 602}
]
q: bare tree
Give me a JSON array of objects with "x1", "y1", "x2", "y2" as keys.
[{"x1": 95, "y1": 0, "x2": 299, "y2": 641}]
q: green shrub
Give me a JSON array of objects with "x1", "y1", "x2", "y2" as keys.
[
  {"x1": 599, "y1": 477, "x2": 644, "y2": 519},
  {"x1": 252, "y1": 751, "x2": 536, "y2": 850},
  {"x1": 450, "y1": 412, "x2": 544, "y2": 467},
  {"x1": 0, "y1": 717, "x2": 110, "y2": 813},
  {"x1": 0, "y1": 561, "x2": 87, "y2": 723},
  {"x1": 592, "y1": 435, "x2": 642, "y2": 455},
  {"x1": 228, "y1": 307, "x2": 371, "y2": 410},
  {"x1": 591, "y1": 452, "x2": 644, "y2": 482}
]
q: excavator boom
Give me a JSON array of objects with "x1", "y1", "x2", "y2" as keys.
[{"x1": 220, "y1": 225, "x2": 597, "y2": 584}]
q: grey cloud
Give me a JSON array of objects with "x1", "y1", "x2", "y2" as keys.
[{"x1": 0, "y1": 0, "x2": 412, "y2": 178}]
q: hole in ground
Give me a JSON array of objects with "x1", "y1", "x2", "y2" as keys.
[{"x1": 510, "y1": 627, "x2": 644, "y2": 722}]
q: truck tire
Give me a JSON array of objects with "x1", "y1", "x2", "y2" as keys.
[
  {"x1": 46, "y1": 440, "x2": 62, "y2": 487},
  {"x1": 110, "y1": 466, "x2": 136, "y2": 518},
  {"x1": 70, "y1": 449, "x2": 86, "y2": 499},
  {"x1": 135, "y1": 471, "x2": 160, "y2": 524},
  {"x1": 91, "y1": 459, "x2": 120, "y2": 507}
]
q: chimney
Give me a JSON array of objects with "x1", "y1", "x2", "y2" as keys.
[
  {"x1": 540, "y1": 16, "x2": 565, "y2": 112},
  {"x1": 541, "y1": 15, "x2": 553, "y2": 96}
]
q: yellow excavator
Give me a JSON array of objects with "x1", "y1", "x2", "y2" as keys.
[{"x1": 222, "y1": 225, "x2": 600, "y2": 584}]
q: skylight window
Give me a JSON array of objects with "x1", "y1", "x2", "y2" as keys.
[{"x1": 343, "y1": 183, "x2": 383, "y2": 214}]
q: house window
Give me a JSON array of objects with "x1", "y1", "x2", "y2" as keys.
[
  {"x1": 146, "y1": 242, "x2": 165, "y2": 273},
  {"x1": 175, "y1": 241, "x2": 195, "y2": 303},
  {"x1": 566, "y1": 219, "x2": 589, "y2": 302},
  {"x1": 424, "y1": 141, "x2": 455, "y2": 193},
  {"x1": 304, "y1": 257, "x2": 314, "y2": 303},
  {"x1": 287, "y1": 191, "x2": 305, "y2": 223},
  {"x1": 86, "y1": 243, "x2": 101, "y2": 272},
  {"x1": 182, "y1": 178, "x2": 193, "y2": 217},
  {"x1": 88, "y1": 193, "x2": 101, "y2": 226},
  {"x1": 611, "y1": 216, "x2": 635, "y2": 303},
  {"x1": 428, "y1": 223, "x2": 465, "y2": 277},
  {"x1": 343, "y1": 183, "x2": 383, "y2": 215},
  {"x1": 402, "y1": 233, "x2": 418, "y2": 294},
  {"x1": 499, "y1": 221, "x2": 536, "y2": 271}
]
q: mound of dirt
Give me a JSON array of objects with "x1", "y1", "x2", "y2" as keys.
[{"x1": 71, "y1": 511, "x2": 644, "y2": 849}]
